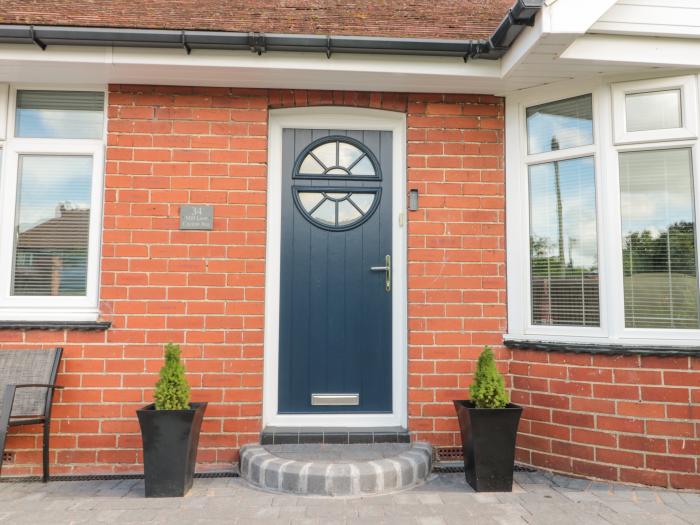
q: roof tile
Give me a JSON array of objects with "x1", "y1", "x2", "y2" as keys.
[{"x1": 0, "y1": 0, "x2": 514, "y2": 41}]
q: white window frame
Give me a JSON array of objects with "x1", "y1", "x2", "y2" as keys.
[
  {"x1": 0, "y1": 85, "x2": 8, "y2": 141},
  {"x1": 0, "y1": 84, "x2": 106, "y2": 322},
  {"x1": 506, "y1": 75, "x2": 700, "y2": 348},
  {"x1": 612, "y1": 75, "x2": 698, "y2": 145},
  {"x1": 508, "y1": 85, "x2": 608, "y2": 342}
]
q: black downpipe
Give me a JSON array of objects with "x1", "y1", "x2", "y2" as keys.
[{"x1": 0, "y1": 0, "x2": 542, "y2": 60}]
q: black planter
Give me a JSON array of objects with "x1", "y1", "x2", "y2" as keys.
[
  {"x1": 137, "y1": 402, "x2": 207, "y2": 497},
  {"x1": 453, "y1": 400, "x2": 522, "y2": 492}
]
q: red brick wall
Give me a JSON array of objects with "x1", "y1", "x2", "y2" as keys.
[
  {"x1": 511, "y1": 349, "x2": 700, "y2": 490},
  {"x1": 2, "y1": 84, "x2": 696, "y2": 491},
  {"x1": 0, "y1": 86, "x2": 505, "y2": 476},
  {"x1": 404, "y1": 94, "x2": 507, "y2": 445}
]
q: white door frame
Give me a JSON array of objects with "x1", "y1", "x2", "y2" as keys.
[{"x1": 263, "y1": 106, "x2": 407, "y2": 428}]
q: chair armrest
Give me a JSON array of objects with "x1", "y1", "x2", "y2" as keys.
[{"x1": 1, "y1": 384, "x2": 64, "y2": 427}]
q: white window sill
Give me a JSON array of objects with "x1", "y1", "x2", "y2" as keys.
[{"x1": 0, "y1": 307, "x2": 107, "y2": 330}]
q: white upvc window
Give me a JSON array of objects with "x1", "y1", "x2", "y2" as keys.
[
  {"x1": 612, "y1": 75, "x2": 698, "y2": 145},
  {"x1": 507, "y1": 75, "x2": 700, "y2": 347},
  {"x1": 0, "y1": 85, "x2": 106, "y2": 322}
]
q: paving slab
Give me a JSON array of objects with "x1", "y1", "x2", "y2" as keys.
[{"x1": 0, "y1": 471, "x2": 698, "y2": 524}]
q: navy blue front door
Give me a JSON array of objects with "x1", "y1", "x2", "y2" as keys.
[{"x1": 278, "y1": 129, "x2": 393, "y2": 413}]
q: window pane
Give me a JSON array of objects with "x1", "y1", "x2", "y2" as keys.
[
  {"x1": 350, "y1": 193, "x2": 374, "y2": 214},
  {"x1": 310, "y1": 142, "x2": 336, "y2": 168},
  {"x1": 298, "y1": 191, "x2": 324, "y2": 211},
  {"x1": 626, "y1": 89, "x2": 682, "y2": 132},
  {"x1": 350, "y1": 156, "x2": 375, "y2": 176},
  {"x1": 526, "y1": 95, "x2": 593, "y2": 155},
  {"x1": 16, "y1": 90, "x2": 104, "y2": 139},
  {"x1": 299, "y1": 155, "x2": 324, "y2": 174},
  {"x1": 338, "y1": 200, "x2": 361, "y2": 225},
  {"x1": 619, "y1": 149, "x2": 699, "y2": 329},
  {"x1": 338, "y1": 142, "x2": 363, "y2": 167},
  {"x1": 12, "y1": 155, "x2": 92, "y2": 296},
  {"x1": 529, "y1": 156, "x2": 600, "y2": 326},
  {"x1": 311, "y1": 199, "x2": 335, "y2": 226}
]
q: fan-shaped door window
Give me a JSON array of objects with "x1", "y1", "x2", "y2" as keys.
[
  {"x1": 293, "y1": 136, "x2": 382, "y2": 230},
  {"x1": 294, "y1": 188, "x2": 380, "y2": 230},
  {"x1": 295, "y1": 136, "x2": 381, "y2": 180}
]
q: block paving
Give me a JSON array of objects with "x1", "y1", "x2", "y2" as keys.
[{"x1": 0, "y1": 470, "x2": 698, "y2": 524}]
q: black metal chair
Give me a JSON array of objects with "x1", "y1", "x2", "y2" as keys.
[{"x1": 0, "y1": 348, "x2": 63, "y2": 482}]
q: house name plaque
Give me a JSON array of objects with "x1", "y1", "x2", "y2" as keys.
[{"x1": 180, "y1": 205, "x2": 214, "y2": 230}]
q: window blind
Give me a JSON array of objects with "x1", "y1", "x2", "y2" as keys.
[
  {"x1": 15, "y1": 90, "x2": 104, "y2": 139},
  {"x1": 619, "y1": 148, "x2": 699, "y2": 329},
  {"x1": 526, "y1": 94, "x2": 593, "y2": 155},
  {"x1": 11, "y1": 155, "x2": 93, "y2": 296},
  {"x1": 625, "y1": 89, "x2": 681, "y2": 133},
  {"x1": 529, "y1": 156, "x2": 600, "y2": 326}
]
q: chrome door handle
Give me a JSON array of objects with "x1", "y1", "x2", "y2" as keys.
[{"x1": 370, "y1": 255, "x2": 391, "y2": 292}]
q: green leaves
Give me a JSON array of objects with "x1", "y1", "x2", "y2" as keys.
[
  {"x1": 469, "y1": 346, "x2": 509, "y2": 409},
  {"x1": 154, "y1": 343, "x2": 191, "y2": 410}
]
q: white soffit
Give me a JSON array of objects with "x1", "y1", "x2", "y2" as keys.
[
  {"x1": 499, "y1": 0, "x2": 690, "y2": 95},
  {"x1": 564, "y1": 0, "x2": 700, "y2": 68}
]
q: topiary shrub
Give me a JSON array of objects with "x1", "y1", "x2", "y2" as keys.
[
  {"x1": 154, "y1": 343, "x2": 191, "y2": 410},
  {"x1": 469, "y1": 346, "x2": 509, "y2": 409}
]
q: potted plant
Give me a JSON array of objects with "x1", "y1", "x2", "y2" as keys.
[
  {"x1": 137, "y1": 343, "x2": 207, "y2": 497},
  {"x1": 453, "y1": 346, "x2": 522, "y2": 492}
]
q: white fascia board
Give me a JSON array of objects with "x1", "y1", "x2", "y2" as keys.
[
  {"x1": 561, "y1": 33, "x2": 700, "y2": 68},
  {"x1": 501, "y1": 8, "x2": 546, "y2": 77},
  {"x1": 0, "y1": 44, "x2": 502, "y2": 94},
  {"x1": 542, "y1": 0, "x2": 619, "y2": 35}
]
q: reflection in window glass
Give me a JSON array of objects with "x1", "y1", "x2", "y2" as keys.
[
  {"x1": 311, "y1": 199, "x2": 336, "y2": 226},
  {"x1": 350, "y1": 156, "x2": 375, "y2": 176},
  {"x1": 297, "y1": 139, "x2": 376, "y2": 177},
  {"x1": 297, "y1": 190, "x2": 377, "y2": 229},
  {"x1": 338, "y1": 200, "x2": 362, "y2": 225},
  {"x1": 310, "y1": 142, "x2": 336, "y2": 168},
  {"x1": 325, "y1": 192, "x2": 348, "y2": 200},
  {"x1": 625, "y1": 89, "x2": 682, "y2": 133},
  {"x1": 526, "y1": 95, "x2": 593, "y2": 155},
  {"x1": 529, "y1": 156, "x2": 600, "y2": 326},
  {"x1": 16, "y1": 90, "x2": 104, "y2": 139},
  {"x1": 11, "y1": 155, "x2": 92, "y2": 296},
  {"x1": 619, "y1": 149, "x2": 699, "y2": 329},
  {"x1": 299, "y1": 155, "x2": 324, "y2": 174},
  {"x1": 338, "y1": 142, "x2": 363, "y2": 166},
  {"x1": 298, "y1": 192, "x2": 324, "y2": 210},
  {"x1": 350, "y1": 193, "x2": 374, "y2": 214}
]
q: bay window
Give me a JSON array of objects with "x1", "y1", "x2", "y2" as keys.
[
  {"x1": 0, "y1": 87, "x2": 105, "y2": 321},
  {"x1": 507, "y1": 74, "x2": 700, "y2": 348}
]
